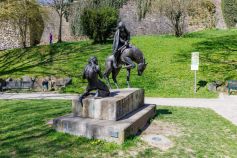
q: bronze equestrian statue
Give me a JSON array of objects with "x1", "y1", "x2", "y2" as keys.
[
  {"x1": 104, "y1": 22, "x2": 147, "y2": 89},
  {"x1": 79, "y1": 56, "x2": 110, "y2": 106}
]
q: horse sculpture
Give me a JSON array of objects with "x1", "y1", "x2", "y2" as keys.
[{"x1": 104, "y1": 45, "x2": 147, "y2": 89}]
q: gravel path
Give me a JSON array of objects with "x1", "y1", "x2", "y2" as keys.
[{"x1": 0, "y1": 92, "x2": 236, "y2": 126}]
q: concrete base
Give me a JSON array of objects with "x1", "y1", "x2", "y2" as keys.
[
  {"x1": 72, "y1": 88, "x2": 144, "y2": 121},
  {"x1": 53, "y1": 104, "x2": 156, "y2": 144}
]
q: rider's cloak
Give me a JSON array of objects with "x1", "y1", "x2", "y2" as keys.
[{"x1": 112, "y1": 28, "x2": 130, "y2": 55}]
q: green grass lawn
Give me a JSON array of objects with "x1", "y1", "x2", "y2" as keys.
[
  {"x1": 1, "y1": 29, "x2": 237, "y2": 97},
  {"x1": 0, "y1": 100, "x2": 237, "y2": 157}
]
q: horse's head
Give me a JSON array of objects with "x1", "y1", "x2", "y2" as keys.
[{"x1": 137, "y1": 59, "x2": 148, "y2": 76}]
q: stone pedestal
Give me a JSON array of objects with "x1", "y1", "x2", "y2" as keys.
[
  {"x1": 53, "y1": 88, "x2": 156, "y2": 144},
  {"x1": 72, "y1": 88, "x2": 144, "y2": 121}
]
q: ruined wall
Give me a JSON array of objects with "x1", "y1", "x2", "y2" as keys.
[
  {"x1": 119, "y1": 0, "x2": 227, "y2": 36},
  {"x1": 40, "y1": 7, "x2": 75, "y2": 45},
  {"x1": 0, "y1": 1, "x2": 228, "y2": 50},
  {"x1": 119, "y1": 1, "x2": 172, "y2": 35},
  {"x1": 0, "y1": 6, "x2": 74, "y2": 50},
  {"x1": 214, "y1": 0, "x2": 227, "y2": 29},
  {"x1": 0, "y1": 22, "x2": 22, "y2": 50}
]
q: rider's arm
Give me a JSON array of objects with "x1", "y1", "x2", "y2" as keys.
[{"x1": 119, "y1": 38, "x2": 126, "y2": 44}]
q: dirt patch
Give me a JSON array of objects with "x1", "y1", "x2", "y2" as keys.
[
  {"x1": 111, "y1": 120, "x2": 183, "y2": 157},
  {"x1": 141, "y1": 134, "x2": 174, "y2": 151},
  {"x1": 142, "y1": 120, "x2": 182, "y2": 137}
]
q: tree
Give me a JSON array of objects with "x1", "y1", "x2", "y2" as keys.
[
  {"x1": 81, "y1": 7, "x2": 118, "y2": 43},
  {"x1": 0, "y1": 0, "x2": 44, "y2": 48},
  {"x1": 136, "y1": 0, "x2": 152, "y2": 21},
  {"x1": 151, "y1": 0, "x2": 193, "y2": 37},
  {"x1": 49, "y1": 0, "x2": 73, "y2": 43},
  {"x1": 70, "y1": 0, "x2": 127, "y2": 37},
  {"x1": 150, "y1": 0, "x2": 215, "y2": 37}
]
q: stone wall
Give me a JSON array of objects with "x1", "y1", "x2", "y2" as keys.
[
  {"x1": 0, "y1": 1, "x2": 228, "y2": 50},
  {"x1": 0, "y1": 6, "x2": 75, "y2": 50},
  {"x1": 119, "y1": 0, "x2": 227, "y2": 36},
  {"x1": 214, "y1": 0, "x2": 227, "y2": 29},
  {"x1": 40, "y1": 7, "x2": 76, "y2": 45},
  {"x1": 119, "y1": 1, "x2": 172, "y2": 35},
  {"x1": 0, "y1": 22, "x2": 22, "y2": 50}
]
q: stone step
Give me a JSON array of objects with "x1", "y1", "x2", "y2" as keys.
[
  {"x1": 53, "y1": 104, "x2": 156, "y2": 144},
  {"x1": 72, "y1": 88, "x2": 144, "y2": 121}
]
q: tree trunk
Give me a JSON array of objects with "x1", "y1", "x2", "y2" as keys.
[
  {"x1": 58, "y1": 14, "x2": 63, "y2": 43},
  {"x1": 174, "y1": 17, "x2": 182, "y2": 37},
  {"x1": 23, "y1": 18, "x2": 28, "y2": 48}
]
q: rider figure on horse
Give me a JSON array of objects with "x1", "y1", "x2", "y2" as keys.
[{"x1": 112, "y1": 22, "x2": 131, "y2": 68}]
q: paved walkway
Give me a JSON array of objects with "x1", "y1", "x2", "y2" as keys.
[
  {"x1": 0, "y1": 92, "x2": 78, "y2": 100},
  {"x1": 0, "y1": 92, "x2": 236, "y2": 126},
  {"x1": 145, "y1": 93, "x2": 237, "y2": 126}
]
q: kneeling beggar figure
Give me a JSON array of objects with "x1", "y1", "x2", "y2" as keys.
[{"x1": 79, "y1": 56, "x2": 110, "y2": 106}]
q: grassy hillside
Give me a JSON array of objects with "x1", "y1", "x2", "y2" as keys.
[{"x1": 1, "y1": 29, "x2": 237, "y2": 97}]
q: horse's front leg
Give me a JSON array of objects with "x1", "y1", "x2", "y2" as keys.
[
  {"x1": 122, "y1": 57, "x2": 135, "y2": 88},
  {"x1": 126, "y1": 69, "x2": 131, "y2": 88},
  {"x1": 123, "y1": 57, "x2": 136, "y2": 69}
]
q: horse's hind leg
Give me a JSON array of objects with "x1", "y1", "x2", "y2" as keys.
[
  {"x1": 112, "y1": 68, "x2": 121, "y2": 89},
  {"x1": 126, "y1": 69, "x2": 131, "y2": 88}
]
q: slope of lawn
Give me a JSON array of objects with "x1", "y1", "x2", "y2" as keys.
[
  {"x1": 0, "y1": 100, "x2": 237, "y2": 157},
  {"x1": 1, "y1": 29, "x2": 237, "y2": 97}
]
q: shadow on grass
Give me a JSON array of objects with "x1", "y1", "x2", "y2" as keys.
[
  {"x1": 183, "y1": 31, "x2": 212, "y2": 38},
  {"x1": 176, "y1": 34, "x2": 237, "y2": 81},
  {"x1": 156, "y1": 109, "x2": 172, "y2": 116},
  {"x1": 0, "y1": 41, "x2": 112, "y2": 78},
  {"x1": 197, "y1": 80, "x2": 208, "y2": 91},
  {"x1": 0, "y1": 100, "x2": 120, "y2": 157}
]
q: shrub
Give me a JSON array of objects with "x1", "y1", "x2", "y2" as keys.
[
  {"x1": 80, "y1": 7, "x2": 118, "y2": 43},
  {"x1": 222, "y1": 0, "x2": 237, "y2": 28},
  {"x1": 70, "y1": 0, "x2": 127, "y2": 36}
]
